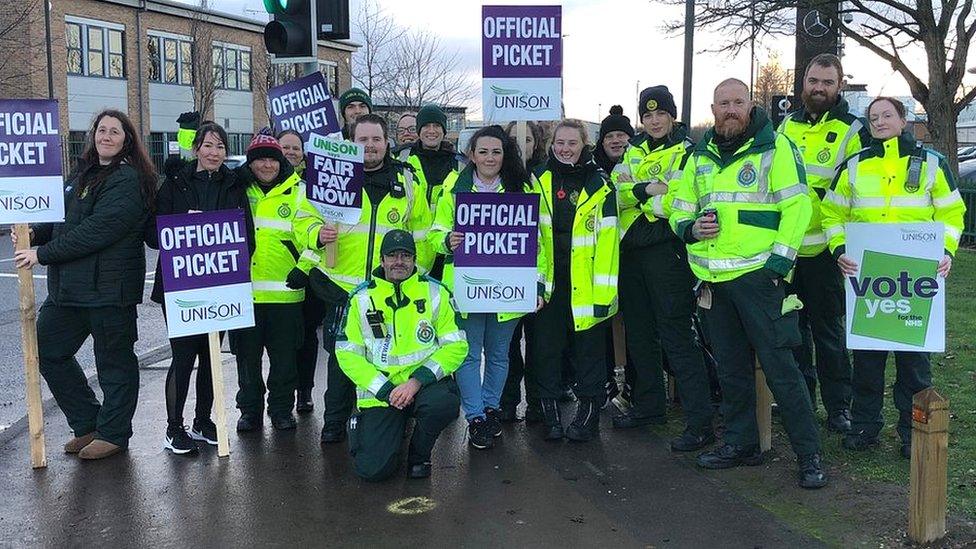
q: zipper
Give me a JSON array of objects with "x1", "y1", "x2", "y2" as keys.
[
  {"x1": 364, "y1": 196, "x2": 380, "y2": 281},
  {"x1": 391, "y1": 283, "x2": 402, "y2": 342}
]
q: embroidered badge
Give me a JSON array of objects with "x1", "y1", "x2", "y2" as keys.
[
  {"x1": 416, "y1": 319, "x2": 435, "y2": 344},
  {"x1": 569, "y1": 190, "x2": 580, "y2": 205},
  {"x1": 816, "y1": 147, "x2": 831, "y2": 164},
  {"x1": 277, "y1": 204, "x2": 291, "y2": 218},
  {"x1": 387, "y1": 207, "x2": 401, "y2": 224},
  {"x1": 648, "y1": 162, "x2": 663, "y2": 176},
  {"x1": 585, "y1": 215, "x2": 596, "y2": 232},
  {"x1": 645, "y1": 99, "x2": 659, "y2": 112},
  {"x1": 737, "y1": 161, "x2": 758, "y2": 187}
]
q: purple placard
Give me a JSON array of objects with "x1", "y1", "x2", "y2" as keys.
[
  {"x1": 0, "y1": 99, "x2": 62, "y2": 178},
  {"x1": 453, "y1": 192, "x2": 539, "y2": 268},
  {"x1": 157, "y1": 209, "x2": 251, "y2": 293},
  {"x1": 482, "y1": 5, "x2": 562, "y2": 79},
  {"x1": 304, "y1": 133, "x2": 364, "y2": 223},
  {"x1": 268, "y1": 72, "x2": 341, "y2": 142}
]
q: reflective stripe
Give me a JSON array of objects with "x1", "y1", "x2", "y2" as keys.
[
  {"x1": 846, "y1": 156, "x2": 859, "y2": 188},
  {"x1": 403, "y1": 169, "x2": 415, "y2": 222},
  {"x1": 801, "y1": 233, "x2": 828, "y2": 246},
  {"x1": 440, "y1": 330, "x2": 465, "y2": 343},
  {"x1": 346, "y1": 224, "x2": 392, "y2": 236},
  {"x1": 328, "y1": 272, "x2": 363, "y2": 286},
  {"x1": 666, "y1": 170, "x2": 683, "y2": 183},
  {"x1": 824, "y1": 225, "x2": 844, "y2": 238},
  {"x1": 539, "y1": 214, "x2": 552, "y2": 225},
  {"x1": 834, "y1": 121, "x2": 862, "y2": 169},
  {"x1": 386, "y1": 348, "x2": 434, "y2": 366},
  {"x1": 254, "y1": 218, "x2": 292, "y2": 231},
  {"x1": 422, "y1": 358, "x2": 446, "y2": 380},
  {"x1": 933, "y1": 189, "x2": 962, "y2": 208},
  {"x1": 356, "y1": 292, "x2": 373, "y2": 340},
  {"x1": 651, "y1": 195, "x2": 666, "y2": 218},
  {"x1": 431, "y1": 222, "x2": 451, "y2": 233},
  {"x1": 412, "y1": 230, "x2": 428, "y2": 241},
  {"x1": 671, "y1": 198, "x2": 698, "y2": 213},
  {"x1": 429, "y1": 282, "x2": 442, "y2": 321},
  {"x1": 924, "y1": 152, "x2": 938, "y2": 192},
  {"x1": 295, "y1": 209, "x2": 317, "y2": 219},
  {"x1": 300, "y1": 249, "x2": 320, "y2": 263},
  {"x1": 946, "y1": 225, "x2": 962, "y2": 240},
  {"x1": 252, "y1": 281, "x2": 298, "y2": 292},
  {"x1": 805, "y1": 164, "x2": 836, "y2": 179},
  {"x1": 572, "y1": 305, "x2": 594, "y2": 318},
  {"x1": 851, "y1": 197, "x2": 887, "y2": 208},
  {"x1": 887, "y1": 196, "x2": 933, "y2": 208},
  {"x1": 597, "y1": 216, "x2": 617, "y2": 231},
  {"x1": 571, "y1": 236, "x2": 593, "y2": 247},
  {"x1": 824, "y1": 189, "x2": 849, "y2": 207},
  {"x1": 702, "y1": 183, "x2": 805, "y2": 206},
  {"x1": 688, "y1": 251, "x2": 769, "y2": 272},
  {"x1": 335, "y1": 341, "x2": 365, "y2": 355},
  {"x1": 771, "y1": 242, "x2": 798, "y2": 261},
  {"x1": 757, "y1": 149, "x2": 775, "y2": 194}
]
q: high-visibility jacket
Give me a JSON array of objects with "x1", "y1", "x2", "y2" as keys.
[
  {"x1": 427, "y1": 164, "x2": 549, "y2": 322},
  {"x1": 614, "y1": 126, "x2": 694, "y2": 235},
  {"x1": 245, "y1": 171, "x2": 324, "y2": 303},
  {"x1": 534, "y1": 164, "x2": 619, "y2": 331},
  {"x1": 313, "y1": 161, "x2": 433, "y2": 293},
  {"x1": 669, "y1": 108, "x2": 812, "y2": 283},
  {"x1": 821, "y1": 132, "x2": 967, "y2": 256},
  {"x1": 779, "y1": 97, "x2": 868, "y2": 256},
  {"x1": 335, "y1": 269, "x2": 468, "y2": 409},
  {"x1": 399, "y1": 147, "x2": 464, "y2": 213}
]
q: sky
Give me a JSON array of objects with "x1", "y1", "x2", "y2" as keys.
[{"x1": 185, "y1": 0, "x2": 968, "y2": 126}]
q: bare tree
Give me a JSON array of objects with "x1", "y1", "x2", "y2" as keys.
[
  {"x1": 0, "y1": 0, "x2": 44, "y2": 97},
  {"x1": 188, "y1": 0, "x2": 220, "y2": 119},
  {"x1": 754, "y1": 50, "x2": 793, "y2": 113},
  {"x1": 381, "y1": 30, "x2": 475, "y2": 108},
  {"x1": 658, "y1": 0, "x2": 976, "y2": 167},
  {"x1": 351, "y1": 0, "x2": 404, "y2": 99}
]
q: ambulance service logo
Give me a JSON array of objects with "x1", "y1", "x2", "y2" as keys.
[
  {"x1": 415, "y1": 319, "x2": 435, "y2": 344},
  {"x1": 387, "y1": 207, "x2": 401, "y2": 224},
  {"x1": 585, "y1": 215, "x2": 596, "y2": 232},
  {"x1": 277, "y1": 204, "x2": 291, "y2": 218},
  {"x1": 647, "y1": 162, "x2": 663, "y2": 176},
  {"x1": 816, "y1": 147, "x2": 831, "y2": 164},
  {"x1": 737, "y1": 162, "x2": 758, "y2": 187},
  {"x1": 850, "y1": 249, "x2": 939, "y2": 346}
]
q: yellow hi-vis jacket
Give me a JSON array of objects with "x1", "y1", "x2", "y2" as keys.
[
  {"x1": 779, "y1": 97, "x2": 868, "y2": 256},
  {"x1": 821, "y1": 132, "x2": 967, "y2": 256},
  {"x1": 312, "y1": 160, "x2": 434, "y2": 294},
  {"x1": 613, "y1": 125, "x2": 694, "y2": 236},
  {"x1": 669, "y1": 108, "x2": 812, "y2": 282},
  {"x1": 245, "y1": 169, "x2": 324, "y2": 303},
  {"x1": 335, "y1": 269, "x2": 468, "y2": 409},
  {"x1": 399, "y1": 146, "x2": 464, "y2": 214},
  {"x1": 427, "y1": 163, "x2": 549, "y2": 322},
  {"x1": 534, "y1": 163, "x2": 619, "y2": 331}
]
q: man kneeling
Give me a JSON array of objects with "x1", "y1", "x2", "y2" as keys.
[{"x1": 335, "y1": 230, "x2": 467, "y2": 481}]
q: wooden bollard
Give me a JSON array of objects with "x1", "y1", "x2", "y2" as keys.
[
  {"x1": 908, "y1": 387, "x2": 949, "y2": 544},
  {"x1": 755, "y1": 360, "x2": 772, "y2": 453}
]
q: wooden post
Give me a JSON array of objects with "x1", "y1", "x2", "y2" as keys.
[
  {"x1": 15, "y1": 224, "x2": 46, "y2": 469},
  {"x1": 909, "y1": 388, "x2": 949, "y2": 544},
  {"x1": 208, "y1": 331, "x2": 230, "y2": 457},
  {"x1": 516, "y1": 120, "x2": 528, "y2": 168},
  {"x1": 755, "y1": 359, "x2": 772, "y2": 453},
  {"x1": 323, "y1": 222, "x2": 337, "y2": 268}
]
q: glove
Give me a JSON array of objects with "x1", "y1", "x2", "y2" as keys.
[
  {"x1": 163, "y1": 155, "x2": 186, "y2": 178},
  {"x1": 176, "y1": 111, "x2": 201, "y2": 131},
  {"x1": 285, "y1": 267, "x2": 309, "y2": 290}
]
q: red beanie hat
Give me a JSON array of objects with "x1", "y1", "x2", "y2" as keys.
[{"x1": 246, "y1": 133, "x2": 286, "y2": 164}]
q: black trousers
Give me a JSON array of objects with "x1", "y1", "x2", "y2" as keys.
[
  {"x1": 37, "y1": 302, "x2": 139, "y2": 447},
  {"x1": 322, "y1": 302, "x2": 355, "y2": 425},
  {"x1": 165, "y1": 333, "x2": 219, "y2": 430},
  {"x1": 232, "y1": 302, "x2": 303, "y2": 416},
  {"x1": 529, "y1": 269, "x2": 607, "y2": 401},
  {"x1": 786, "y1": 250, "x2": 852, "y2": 414},
  {"x1": 297, "y1": 293, "x2": 328, "y2": 392},
  {"x1": 619, "y1": 242, "x2": 714, "y2": 431},
  {"x1": 703, "y1": 269, "x2": 821, "y2": 457},
  {"x1": 851, "y1": 350, "x2": 930, "y2": 443},
  {"x1": 348, "y1": 378, "x2": 460, "y2": 482}
]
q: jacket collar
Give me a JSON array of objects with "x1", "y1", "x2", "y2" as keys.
[
  {"x1": 697, "y1": 106, "x2": 776, "y2": 159},
  {"x1": 794, "y1": 96, "x2": 851, "y2": 125}
]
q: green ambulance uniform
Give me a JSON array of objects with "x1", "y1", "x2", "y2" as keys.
[{"x1": 669, "y1": 107, "x2": 821, "y2": 458}]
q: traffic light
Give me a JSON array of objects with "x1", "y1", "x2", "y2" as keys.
[
  {"x1": 317, "y1": 0, "x2": 349, "y2": 40},
  {"x1": 263, "y1": 0, "x2": 316, "y2": 60}
]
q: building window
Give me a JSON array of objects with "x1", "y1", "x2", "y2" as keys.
[
  {"x1": 227, "y1": 133, "x2": 252, "y2": 156},
  {"x1": 319, "y1": 63, "x2": 339, "y2": 96},
  {"x1": 63, "y1": 131, "x2": 88, "y2": 172},
  {"x1": 213, "y1": 43, "x2": 251, "y2": 91},
  {"x1": 64, "y1": 20, "x2": 125, "y2": 78},
  {"x1": 147, "y1": 34, "x2": 193, "y2": 85}
]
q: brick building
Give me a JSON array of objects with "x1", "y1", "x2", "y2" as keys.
[{"x1": 1, "y1": 0, "x2": 357, "y2": 170}]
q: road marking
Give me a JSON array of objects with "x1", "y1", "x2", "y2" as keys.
[
  {"x1": 386, "y1": 496, "x2": 437, "y2": 515},
  {"x1": 0, "y1": 258, "x2": 15, "y2": 263}
]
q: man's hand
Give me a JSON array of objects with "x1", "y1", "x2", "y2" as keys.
[
  {"x1": 691, "y1": 213, "x2": 719, "y2": 240},
  {"x1": 938, "y1": 254, "x2": 952, "y2": 278},
  {"x1": 643, "y1": 182, "x2": 668, "y2": 196},
  {"x1": 388, "y1": 378, "x2": 422, "y2": 409},
  {"x1": 318, "y1": 225, "x2": 338, "y2": 246},
  {"x1": 449, "y1": 231, "x2": 464, "y2": 251},
  {"x1": 837, "y1": 253, "x2": 859, "y2": 276},
  {"x1": 13, "y1": 249, "x2": 38, "y2": 269}
]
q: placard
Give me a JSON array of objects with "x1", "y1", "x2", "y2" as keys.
[
  {"x1": 305, "y1": 132, "x2": 363, "y2": 223},
  {"x1": 0, "y1": 99, "x2": 65, "y2": 223}
]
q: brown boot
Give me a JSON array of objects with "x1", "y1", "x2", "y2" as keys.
[
  {"x1": 63, "y1": 433, "x2": 96, "y2": 454},
  {"x1": 78, "y1": 439, "x2": 124, "y2": 460}
]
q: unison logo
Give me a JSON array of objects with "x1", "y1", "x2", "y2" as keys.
[
  {"x1": 899, "y1": 227, "x2": 938, "y2": 243},
  {"x1": 176, "y1": 299, "x2": 244, "y2": 322},
  {"x1": 461, "y1": 274, "x2": 525, "y2": 302},
  {"x1": 0, "y1": 190, "x2": 51, "y2": 212},
  {"x1": 491, "y1": 85, "x2": 551, "y2": 112}
]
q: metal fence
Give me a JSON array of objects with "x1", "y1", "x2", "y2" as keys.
[{"x1": 960, "y1": 187, "x2": 976, "y2": 245}]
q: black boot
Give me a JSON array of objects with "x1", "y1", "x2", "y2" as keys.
[
  {"x1": 566, "y1": 398, "x2": 600, "y2": 442},
  {"x1": 296, "y1": 388, "x2": 314, "y2": 414},
  {"x1": 797, "y1": 453, "x2": 828, "y2": 489},
  {"x1": 524, "y1": 399, "x2": 544, "y2": 423},
  {"x1": 540, "y1": 399, "x2": 564, "y2": 441}
]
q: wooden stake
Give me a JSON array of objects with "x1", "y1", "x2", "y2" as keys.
[
  {"x1": 14, "y1": 223, "x2": 46, "y2": 469},
  {"x1": 909, "y1": 387, "x2": 949, "y2": 544},
  {"x1": 516, "y1": 120, "x2": 528, "y2": 168},
  {"x1": 323, "y1": 222, "x2": 337, "y2": 268},
  {"x1": 208, "y1": 331, "x2": 230, "y2": 457},
  {"x1": 755, "y1": 359, "x2": 772, "y2": 453}
]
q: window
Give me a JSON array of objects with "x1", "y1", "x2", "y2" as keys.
[
  {"x1": 147, "y1": 34, "x2": 193, "y2": 85},
  {"x1": 227, "y1": 133, "x2": 251, "y2": 156},
  {"x1": 64, "y1": 19, "x2": 125, "y2": 78},
  {"x1": 63, "y1": 131, "x2": 88, "y2": 173},
  {"x1": 213, "y1": 43, "x2": 251, "y2": 91},
  {"x1": 319, "y1": 63, "x2": 339, "y2": 96}
]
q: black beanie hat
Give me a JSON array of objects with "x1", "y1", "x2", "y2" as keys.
[
  {"x1": 599, "y1": 105, "x2": 634, "y2": 142},
  {"x1": 638, "y1": 86, "x2": 677, "y2": 119},
  {"x1": 416, "y1": 104, "x2": 448, "y2": 133},
  {"x1": 339, "y1": 88, "x2": 373, "y2": 113}
]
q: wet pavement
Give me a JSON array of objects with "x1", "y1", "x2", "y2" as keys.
[{"x1": 0, "y1": 352, "x2": 823, "y2": 548}]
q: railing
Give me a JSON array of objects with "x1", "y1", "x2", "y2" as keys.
[{"x1": 961, "y1": 187, "x2": 976, "y2": 245}]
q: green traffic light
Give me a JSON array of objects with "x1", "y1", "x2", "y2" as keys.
[{"x1": 262, "y1": 0, "x2": 290, "y2": 14}]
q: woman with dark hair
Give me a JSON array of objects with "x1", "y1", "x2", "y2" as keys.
[
  {"x1": 505, "y1": 120, "x2": 546, "y2": 172},
  {"x1": 13, "y1": 109, "x2": 156, "y2": 460},
  {"x1": 428, "y1": 125, "x2": 544, "y2": 449},
  {"x1": 146, "y1": 120, "x2": 252, "y2": 455}
]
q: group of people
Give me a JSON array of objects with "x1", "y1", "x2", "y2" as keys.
[{"x1": 14, "y1": 53, "x2": 965, "y2": 487}]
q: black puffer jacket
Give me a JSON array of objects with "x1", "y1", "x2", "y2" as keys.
[
  {"x1": 146, "y1": 158, "x2": 253, "y2": 304},
  {"x1": 34, "y1": 163, "x2": 150, "y2": 308}
]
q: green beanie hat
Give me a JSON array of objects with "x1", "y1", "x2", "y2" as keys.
[
  {"x1": 416, "y1": 104, "x2": 447, "y2": 133},
  {"x1": 339, "y1": 88, "x2": 373, "y2": 113}
]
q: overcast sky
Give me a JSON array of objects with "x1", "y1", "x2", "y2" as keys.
[{"x1": 184, "y1": 0, "x2": 959, "y2": 125}]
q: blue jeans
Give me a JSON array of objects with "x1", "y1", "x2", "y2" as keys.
[{"x1": 456, "y1": 314, "x2": 519, "y2": 421}]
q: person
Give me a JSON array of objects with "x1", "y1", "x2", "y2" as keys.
[
  {"x1": 531, "y1": 119, "x2": 619, "y2": 442},
  {"x1": 428, "y1": 125, "x2": 545, "y2": 449},
  {"x1": 339, "y1": 87, "x2": 372, "y2": 139},
  {"x1": 336, "y1": 230, "x2": 466, "y2": 480},
  {"x1": 232, "y1": 134, "x2": 326, "y2": 432},
  {"x1": 505, "y1": 120, "x2": 547, "y2": 172},
  {"x1": 611, "y1": 87, "x2": 716, "y2": 452},
  {"x1": 394, "y1": 112, "x2": 419, "y2": 149},
  {"x1": 13, "y1": 109, "x2": 155, "y2": 459},
  {"x1": 779, "y1": 53, "x2": 868, "y2": 432},
  {"x1": 668, "y1": 78, "x2": 827, "y2": 489},
  {"x1": 145, "y1": 120, "x2": 252, "y2": 455},
  {"x1": 315, "y1": 113, "x2": 434, "y2": 444},
  {"x1": 821, "y1": 96, "x2": 966, "y2": 459},
  {"x1": 274, "y1": 129, "x2": 325, "y2": 414}
]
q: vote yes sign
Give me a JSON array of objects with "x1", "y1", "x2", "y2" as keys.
[
  {"x1": 844, "y1": 222, "x2": 945, "y2": 352},
  {"x1": 0, "y1": 99, "x2": 65, "y2": 224},
  {"x1": 157, "y1": 209, "x2": 255, "y2": 338}
]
